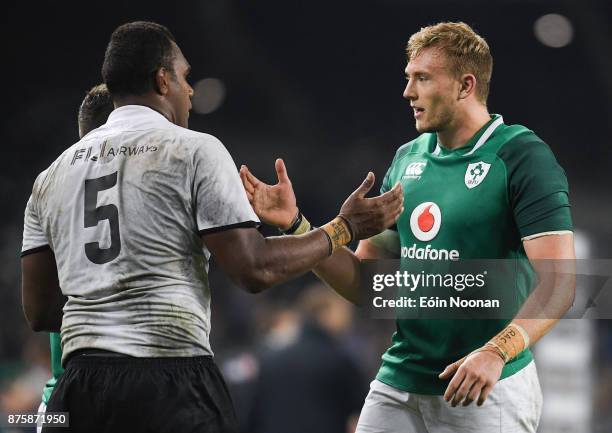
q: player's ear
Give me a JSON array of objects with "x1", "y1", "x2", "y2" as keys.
[
  {"x1": 153, "y1": 67, "x2": 171, "y2": 96},
  {"x1": 458, "y1": 73, "x2": 477, "y2": 100}
]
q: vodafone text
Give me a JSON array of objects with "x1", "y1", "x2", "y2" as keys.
[{"x1": 401, "y1": 243, "x2": 459, "y2": 261}]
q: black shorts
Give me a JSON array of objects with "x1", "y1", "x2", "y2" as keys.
[{"x1": 43, "y1": 352, "x2": 238, "y2": 433}]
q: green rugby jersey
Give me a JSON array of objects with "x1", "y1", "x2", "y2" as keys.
[
  {"x1": 376, "y1": 114, "x2": 572, "y2": 394},
  {"x1": 42, "y1": 332, "x2": 64, "y2": 405}
]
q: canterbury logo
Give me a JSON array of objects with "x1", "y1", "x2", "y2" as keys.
[{"x1": 403, "y1": 162, "x2": 426, "y2": 179}]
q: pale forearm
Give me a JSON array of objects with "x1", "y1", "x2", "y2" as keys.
[
  {"x1": 514, "y1": 233, "x2": 576, "y2": 347},
  {"x1": 313, "y1": 247, "x2": 363, "y2": 304},
  {"x1": 482, "y1": 270, "x2": 575, "y2": 363},
  {"x1": 440, "y1": 235, "x2": 576, "y2": 407},
  {"x1": 511, "y1": 318, "x2": 556, "y2": 348},
  {"x1": 512, "y1": 263, "x2": 576, "y2": 347},
  {"x1": 312, "y1": 237, "x2": 394, "y2": 304}
]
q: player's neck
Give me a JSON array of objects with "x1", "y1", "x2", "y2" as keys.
[
  {"x1": 114, "y1": 95, "x2": 175, "y2": 124},
  {"x1": 437, "y1": 105, "x2": 491, "y2": 150}
]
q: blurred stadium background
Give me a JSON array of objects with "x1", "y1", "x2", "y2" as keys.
[{"x1": 1, "y1": 0, "x2": 611, "y2": 432}]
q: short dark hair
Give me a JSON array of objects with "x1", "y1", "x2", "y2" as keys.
[
  {"x1": 78, "y1": 84, "x2": 114, "y2": 137},
  {"x1": 101, "y1": 21, "x2": 176, "y2": 98}
]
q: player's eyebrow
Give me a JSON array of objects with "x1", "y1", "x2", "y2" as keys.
[{"x1": 405, "y1": 69, "x2": 430, "y2": 78}]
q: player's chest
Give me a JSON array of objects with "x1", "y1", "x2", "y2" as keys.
[{"x1": 394, "y1": 155, "x2": 509, "y2": 234}]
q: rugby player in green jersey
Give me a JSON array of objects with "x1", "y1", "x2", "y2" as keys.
[
  {"x1": 241, "y1": 22, "x2": 576, "y2": 432},
  {"x1": 35, "y1": 84, "x2": 114, "y2": 432}
]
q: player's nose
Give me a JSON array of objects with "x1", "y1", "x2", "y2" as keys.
[{"x1": 403, "y1": 82, "x2": 416, "y2": 100}]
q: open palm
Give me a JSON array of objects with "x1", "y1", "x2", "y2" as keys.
[{"x1": 240, "y1": 159, "x2": 298, "y2": 230}]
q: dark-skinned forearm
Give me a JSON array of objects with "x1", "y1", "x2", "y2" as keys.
[{"x1": 238, "y1": 229, "x2": 332, "y2": 292}]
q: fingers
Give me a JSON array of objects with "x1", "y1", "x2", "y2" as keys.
[
  {"x1": 439, "y1": 357, "x2": 464, "y2": 380},
  {"x1": 386, "y1": 184, "x2": 405, "y2": 214},
  {"x1": 477, "y1": 384, "x2": 494, "y2": 406},
  {"x1": 240, "y1": 164, "x2": 261, "y2": 188},
  {"x1": 275, "y1": 158, "x2": 291, "y2": 185},
  {"x1": 377, "y1": 182, "x2": 403, "y2": 205},
  {"x1": 451, "y1": 377, "x2": 473, "y2": 407},
  {"x1": 353, "y1": 172, "x2": 376, "y2": 198},
  {"x1": 390, "y1": 205, "x2": 404, "y2": 226},
  {"x1": 368, "y1": 182, "x2": 404, "y2": 228},
  {"x1": 440, "y1": 351, "x2": 502, "y2": 407},
  {"x1": 240, "y1": 166, "x2": 255, "y2": 195},
  {"x1": 383, "y1": 201, "x2": 404, "y2": 228},
  {"x1": 463, "y1": 379, "x2": 484, "y2": 406},
  {"x1": 443, "y1": 367, "x2": 466, "y2": 403},
  {"x1": 393, "y1": 181, "x2": 403, "y2": 204}
]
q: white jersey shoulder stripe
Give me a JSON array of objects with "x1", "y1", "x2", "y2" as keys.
[
  {"x1": 522, "y1": 230, "x2": 573, "y2": 241},
  {"x1": 432, "y1": 115, "x2": 504, "y2": 156}
]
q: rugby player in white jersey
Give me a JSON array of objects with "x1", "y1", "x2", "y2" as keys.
[{"x1": 20, "y1": 21, "x2": 403, "y2": 433}]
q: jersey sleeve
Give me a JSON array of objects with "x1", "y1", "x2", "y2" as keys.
[
  {"x1": 368, "y1": 229, "x2": 401, "y2": 256},
  {"x1": 499, "y1": 137, "x2": 573, "y2": 239},
  {"x1": 192, "y1": 136, "x2": 260, "y2": 235},
  {"x1": 380, "y1": 150, "x2": 399, "y2": 196},
  {"x1": 21, "y1": 173, "x2": 51, "y2": 256},
  {"x1": 379, "y1": 147, "x2": 405, "y2": 232}
]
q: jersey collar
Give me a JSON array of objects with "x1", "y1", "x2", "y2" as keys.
[
  {"x1": 105, "y1": 104, "x2": 171, "y2": 128},
  {"x1": 432, "y1": 114, "x2": 504, "y2": 156}
]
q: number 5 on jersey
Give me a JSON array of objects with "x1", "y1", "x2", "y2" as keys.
[{"x1": 84, "y1": 171, "x2": 121, "y2": 264}]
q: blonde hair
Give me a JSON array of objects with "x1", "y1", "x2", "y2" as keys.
[{"x1": 407, "y1": 22, "x2": 493, "y2": 103}]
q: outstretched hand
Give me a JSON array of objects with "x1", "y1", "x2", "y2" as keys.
[
  {"x1": 337, "y1": 172, "x2": 404, "y2": 240},
  {"x1": 240, "y1": 159, "x2": 298, "y2": 230}
]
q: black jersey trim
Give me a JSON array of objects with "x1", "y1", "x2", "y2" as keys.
[
  {"x1": 199, "y1": 220, "x2": 260, "y2": 236},
  {"x1": 20, "y1": 244, "x2": 51, "y2": 257}
]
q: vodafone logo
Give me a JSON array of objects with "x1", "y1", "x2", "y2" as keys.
[
  {"x1": 404, "y1": 202, "x2": 458, "y2": 260},
  {"x1": 410, "y1": 202, "x2": 441, "y2": 241}
]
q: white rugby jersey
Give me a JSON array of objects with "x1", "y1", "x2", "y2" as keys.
[{"x1": 22, "y1": 105, "x2": 259, "y2": 363}]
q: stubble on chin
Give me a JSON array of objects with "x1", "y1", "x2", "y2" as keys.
[{"x1": 415, "y1": 120, "x2": 439, "y2": 134}]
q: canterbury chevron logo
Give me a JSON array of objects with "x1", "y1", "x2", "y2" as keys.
[{"x1": 403, "y1": 162, "x2": 427, "y2": 180}]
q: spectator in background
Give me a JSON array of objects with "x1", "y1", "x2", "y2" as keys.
[
  {"x1": 248, "y1": 283, "x2": 367, "y2": 433},
  {"x1": 0, "y1": 335, "x2": 50, "y2": 431}
]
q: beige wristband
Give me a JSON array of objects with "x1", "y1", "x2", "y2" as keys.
[
  {"x1": 320, "y1": 216, "x2": 353, "y2": 253},
  {"x1": 486, "y1": 323, "x2": 530, "y2": 363},
  {"x1": 291, "y1": 214, "x2": 311, "y2": 235}
]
